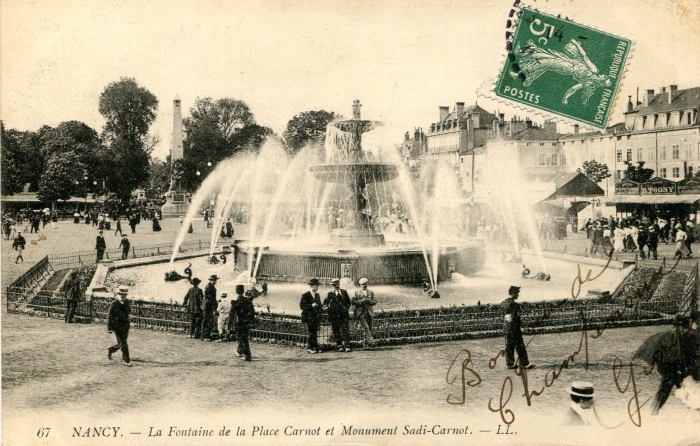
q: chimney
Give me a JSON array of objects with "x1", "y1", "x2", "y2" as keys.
[
  {"x1": 645, "y1": 89, "x2": 655, "y2": 107},
  {"x1": 544, "y1": 119, "x2": 557, "y2": 133},
  {"x1": 405, "y1": 131, "x2": 410, "y2": 141},
  {"x1": 499, "y1": 113, "x2": 505, "y2": 124},
  {"x1": 627, "y1": 95, "x2": 633, "y2": 112},
  {"x1": 573, "y1": 124, "x2": 579, "y2": 134},
  {"x1": 455, "y1": 102, "x2": 465, "y2": 117},
  {"x1": 352, "y1": 100, "x2": 362, "y2": 119},
  {"x1": 414, "y1": 128, "x2": 421, "y2": 140},
  {"x1": 669, "y1": 85, "x2": 678, "y2": 104},
  {"x1": 470, "y1": 111, "x2": 480, "y2": 129},
  {"x1": 439, "y1": 106, "x2": 449, "y2": 122}
]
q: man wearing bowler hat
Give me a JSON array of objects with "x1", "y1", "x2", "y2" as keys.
[
  {"x1": 352, "y1": 277, "x2": 377, "y2": 349},
  {"x1": 501, "y1": 285, "x2": 534, "y2": 370},
  {"x1": 232, "y1": 284, "x2": 255, "y2": 361},
  {"x1": 182, "y1": 278, "x2": 203, "y2": 338},
  {"x1": 201, "y1": 275, "x2": 219, "y2": 341},
  {"x1": 564, "y1": 381, "x2": 597, "y2": 425},
  {"x1": 107, "y1": 286, "x2": 132, "y2": 366},
  {"x1": 323, "y1": 278, "x2": 352, "y2": 352},
  {"x1": 300, "y1": 278, "x2": 323, "y2": 353},
  {"x1": 95, "y1": 230, "x2": 107, "y2": 263}
]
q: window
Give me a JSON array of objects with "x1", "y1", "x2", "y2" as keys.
[
  {"x1": 637, "y1": 148, "x2": 643, "y2": 161},
  {"x1": 660, "y1": 168, "x2": 667, "y2": 178},
  {"x1": 660, "y1": 146, "x2": 667, "y2": 160},
  {"x1": 551, "y1": 154, "x2": 558, "y2": 166},
  {"x1": 539, "y1": 143, "x2": 544, "y2": 146},
  {"x1": 626, "y1": 149, "x2": 632, "y2": 161},
  {"x1": 561, "y1": 154, "x2": 566, "y2": 165},
  {"x1": 647, "y1": 147, "x2": 655, "y2": 161},
  {"x1": 673, "y1": 167, "x2": 680, "y2": 178},
  {"x1": 539, "y1": 154, "x2": 546, "y2": 166},
  {"x1": 617, "y1": 150, "x2": 622, "y2": 162},
  {"x1": 672, "y1": 145, "x2": 679, "y2": 159}
]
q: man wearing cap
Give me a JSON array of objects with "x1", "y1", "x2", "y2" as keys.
[
  {"x1": 323, "y1": 278, "x2": 352, "y2": 352},
  {"x1": 564, "y1": 382, "x2": 597, "y2": 425},
  {"x1": 501, "y1": 286, "x2": 534, "y2": 370},
  {"x1": 118, "y1": 233, "x2": 130, "y2": 260},
  {"x1": 352, "y1": 277, "x2": 377, "y2": 349},
  {"x1": 107, "y1": 286, "x2": 132, "y2": 366},
  {"x1": 232, "y1": 284, "x2": 255, "y2": 361},
  {"x1": 201, "y1": 275, "x2": 219, "y2": 341},
  {"x1": 300, "y1": 278, "x2": 323, "y2": 353},
  {"x1": 12, "y1": 231, "x2": 25, "y2": 263},
  {"x1": 182, "y1": 278, "x2": 203, "y2": 338},
  {"x1": 95, "y1": 230, "x2": 107, "y2": 263},
  {"x1": 647, "y1": 225, "x2": 659, "y2": 260},
  {"x1": 216, "y1": 292, "x2": 232, "y2": 342}
]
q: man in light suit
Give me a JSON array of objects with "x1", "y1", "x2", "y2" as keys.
[
  {"x1": 323, "y1": 278, "x2": 351, "y2": 352},
  {"x1": 352, "y1": 277, "x2": 377, "y2": 349},
  {"x1": 563, "y1": 382, "x2": 597, "y2": 425}
]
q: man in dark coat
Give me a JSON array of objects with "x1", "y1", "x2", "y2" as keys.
[
  {"x1": 107, "y1": 286, "x2": 132, "y2": 366},
  {"x1": 182, "y1": 278, "x2": 203, "y2": 338},
  {"x1": 118, "y1": 234, "x2": 130, "y2": 260},
  {"x1": 647, "y1": 225, "x2": 659, "y2": 260},
  {"x1": 225, "y1": 218, "x2": 234, "y2": 238},
  {"x1": 12, "y1": 231, "x2": 26, "y2": 263},
  {"x1": 501, "y1": 285, "x2": 534, "y2": 370},
  {"x1": 300, "y1": 278, "x2": 323, "y2": 353},
  {"x1": 63, "y1": 271, "x2": 81, "y2": 323},
  {"x1": 95, "y1": 230, "x2": 106, "y2": 263},
  {"x1": 323, "y1": 278, "x2": 352, "y2": 352},
  {"x1": 201, "y1": 275, "x2": 219, "y2": 340},
  {"x1": 129, "y1": 215, "x2": 137, "y2": 234},
  {"x1": 232, "y1": 284, "x2": 255, "y2": 361}
]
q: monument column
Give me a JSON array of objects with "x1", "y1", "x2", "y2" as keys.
[{"x1": 161, "y1": 95, "x2": 192, "y2": 218}]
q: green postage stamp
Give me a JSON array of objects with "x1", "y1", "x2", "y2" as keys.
[{"x1": 495, "y1": 7, "x2": 632, "y2": 129}]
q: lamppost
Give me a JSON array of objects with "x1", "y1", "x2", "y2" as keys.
[{"x1": 83, "y1": 173, "x2": 89, "y2": 209}]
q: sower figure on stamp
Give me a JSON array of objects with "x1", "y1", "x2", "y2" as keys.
[
  {"x1": 107, "y1": 286, "x2": 132, "y2": 367},
  {"x1": 323, "y1": 278, "x2": 352, "y2": 352},
  {"x1": 300, "y1": 278, "x2": 323, "y2": 354},
  {"x1": 182, "y1": 278, "x2": 203, "y2": 339},
  {"x1": 233, "y1": 284, "x2": 255, "y2": 361},
  {"x1": 63, "y1": 270, "x2": 81, "y2": 323},
  {"x1": 501, "y1": 285, "x2": 535, "y2": 370},
  {"x1": 201, "y1": 275, "x2": 219, "y2": 341},
  {"x1": 352, "y1": 277, "x2": 377, "y2": 349}
]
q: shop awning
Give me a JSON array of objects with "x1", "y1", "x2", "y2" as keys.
[{"x1": 606, "y1": 195, "x2": 700, "y2": 204}]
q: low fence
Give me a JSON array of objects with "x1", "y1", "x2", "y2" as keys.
[
  {"x1": 48, "y1": 239, "x2": 227, "y2": 270},
  {"x1": 6, "y1": 244, "x2": 696, "y2": 349}
]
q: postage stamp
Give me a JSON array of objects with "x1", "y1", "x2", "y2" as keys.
[{"x1": 494, "y1": 7, "x2": 632, "y2": 129}]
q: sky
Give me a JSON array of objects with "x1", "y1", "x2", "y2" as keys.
[{"x1": 2, "y1": 0, "x2": 699, "y2": 160}]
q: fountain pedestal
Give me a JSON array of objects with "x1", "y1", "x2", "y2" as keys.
[
  {"x1": 330, "y1": 228, "x2": 385, "y2": 247},
  {"x1": 161, "y1": 189, "x2": 191, "y2": 219}
]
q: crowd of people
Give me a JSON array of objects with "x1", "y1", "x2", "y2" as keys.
[{"x1": 583, "y1": 215, "x2": 698, "y2": 259}]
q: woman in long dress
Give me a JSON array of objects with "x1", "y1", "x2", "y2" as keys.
[
  {"x1": 675, "y1": 224, "x2": 690, "y2": 258},
  {"x1": 613, "y1": 224, "x2": 625, "y2": 252},
  {"x1": 152, "y1": 215, "x2": 162, "y2": 232}
]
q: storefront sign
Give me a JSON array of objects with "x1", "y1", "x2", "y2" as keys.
[
  {"x1": 640, "y1": 177, "x2": 677, "y2": 195},
  {"x1": 678, "y1": 177, "x2": 700, "y2": 195},
  {"x1": 615, "y1": 179, "x2": 640, "y2": 195}
]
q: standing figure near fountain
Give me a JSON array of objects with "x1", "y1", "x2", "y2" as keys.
[
  {"x1": 201, "y1": 275, "x2": 219, "y2": 341},
  {"x1": 232, "y1": 284, "x2": 255, "y2": 361},
  {"x1": 95, "y1": 230, "x2": 106, "y2": 263},
  {"x1": 501, "y1": 286, "x2": 535, "y2": 370},
  {"x1": 107, "y1": 286, "x2": 132, "y2": 367},
  {"x1": 300, "y1": 278, "x2": 323, "y2": 354},
  {"x1": 323, "y1": 278, "x2": 352, "y2": 352},
  {"x1": 182, "y1": 278, "x2": 203, "y2": 339},
  {"x1": 352, "y1": 277, "x2": 376, "y2": 349}
]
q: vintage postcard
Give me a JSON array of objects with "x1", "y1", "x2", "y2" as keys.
[{"x1": 2, "y1": 0, "x2": 700, "y2": 445}]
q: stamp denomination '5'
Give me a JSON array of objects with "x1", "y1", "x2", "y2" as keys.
[{"x1": 495, "y1": 7, "x2": 632, "y2": 128}]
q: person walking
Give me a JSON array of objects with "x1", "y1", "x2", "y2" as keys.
[
  {"x1": 152, "y1": 215, "x2": 162, "y2": 232},
  {"x1": 182, "y1": 278, "x2": 203, "y2": 339},
  {"x1": 323, "y1": 278, "x2": 352, "y2": 352},
  {"x1": 352, "y1": 277, "x2": 377, "y2": 349},
  {"x1": 118, "y1": 234, "x2": 130, "y2": 260},
  {"x1": 501, "y1": 285, "x2": 535, "y2": 370},
  {"x1": 674, "y1": 224, "x2": 690, "y2": 259},
  {"x1": 12, "y1": 231, "x2": 26, "y2": 263},
  {"x1": 201, "y1": 275, "x2": 219, "y2": 341},
  {"x1": 300, "y1": 278, "x2": 323, "y2": 354},
  {"x1": 232, "y1": 284, "x2": 255, "y2": 361},
  {"x1": 107, "y1": 286, "x2": 132, "y2": 367},
  {"x1": 63, "y1": 271, "x2": 81, "y2": 323},
  {"x1": 216, "y1": 292, "x2": 232, "y2": 342},
  {"x1": 51, "y1": 211, "x2": 57, "y2": 229},
  {"x1": 129, "y1": 215, "x2": 137, "y2": 234},
  {"x1": 647, "y1": 225, "x2": 659, "y2": 260},
  {"x1": 95, "y1": 230, "x2": 107, "y2": 263},
  {"x1": 685, "y1": 221, "x2": 694, "y2": 258},
  {"x1": 114, "y1": 218, "x2": 123, "y2": 236}
]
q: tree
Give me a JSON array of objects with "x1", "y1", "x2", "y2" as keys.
[
  {"x1": 283, "y1": 110, "x2": 339, "y2": 156},
  {"x1": 1, "y1": 123, "x2": 45, "y2": 194},
  {"x1": 577, "y1": 160, "x2": 611, "y2": 183},
  {"x1": 623, "y1": 160, "x2": 654, "y2": 183},
  {"x1": 98, "y1": 77, "x2": 159, "y2": 202},
  {"x1": 36, "y1": 153, "x2": 87, "y2": 206}
]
